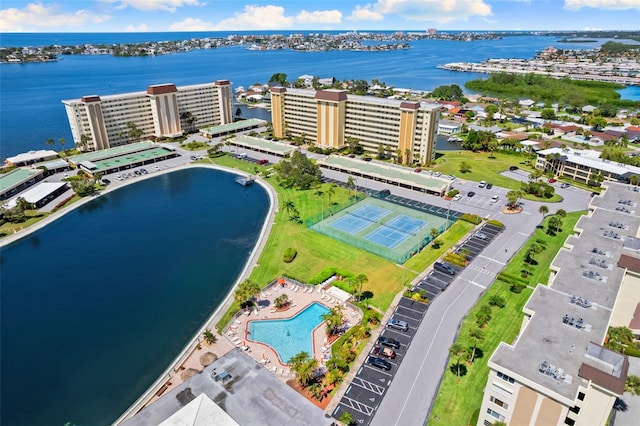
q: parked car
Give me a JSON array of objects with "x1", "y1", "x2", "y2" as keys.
[
  {"x1": 414, "y1": 167, "x2": 422, "y2": 173},
  {"x1": 467, "y1": 191, "x2": 476, "y2": 197},
  {"x1": 373, "y1": 346, "x2": 396, "y2": 359},
  {"x1": 474, "y1": 232, "x2": 488, "y2": 240},
  {"x1": 257, "y1": 159, "x2": 269, "y2": 165},
  {"x1": 509, "y1": 166, "x2": 518, "y2": 171},
  {"x1": 452, "y1": 194, "x2": 462, "y2": 201},
  {"x1": 434, "y1": 261, "x2": 456, "y2": 275},
  {"x1": 368, "y1": 356, "x2": 392, "y2": 371},
  {"x1": 387, "y1": 318, "x2": 409, "y2": 332},
  {"x1": 560, "y1": 182, "x2": 570, "y2": 189},
  {"x1": 490, "y1": 195, "x2": 499, "y2": 203},
  {"x1": 549, "y1": 178, "x2": 557, "y2": 183},
  {"x1": 479, "y1": 180, "x2": 487, "y2": 188},
  {"x1": 486, "y1": 183, "x2": 493, "y2": 189},
  {"x1": 101, "y1": 178, "x2": 111, "y2": 185},
  {"x1": 377, "y1": 336, "x2": 401, "y2": 349}
]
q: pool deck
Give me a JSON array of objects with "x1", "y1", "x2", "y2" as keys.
[{"x1": 226, "y1": 279, "x2": 363, "y2": 379}]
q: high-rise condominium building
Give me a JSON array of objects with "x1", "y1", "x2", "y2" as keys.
[
  {"x1": 62, "y1": 80, "x2": 233, "y2": 151},
  {"x1": 478, "y1": 182, "x2": 639, "y2": 426},
  {"x1": 270, "y1": 87, "x2": 440, "y2": 165}
]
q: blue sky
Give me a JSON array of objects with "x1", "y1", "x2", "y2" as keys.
[{"x1": 1, "y1": 0, "x2": 638, "y2": 32}]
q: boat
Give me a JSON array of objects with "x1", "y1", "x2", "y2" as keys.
[{"x1": 235, "y1": 176, "x2": 255, "y2": 186}]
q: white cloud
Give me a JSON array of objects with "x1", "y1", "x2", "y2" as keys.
[
  {"x1": 372, "y1": 0, "x2": 492, "y2": 23},
  {"x1": 214, "y1": 5, "x2": 294, "y2": 30},
  {"x1": 125, "y1": 23, "x2": 150, "y2": 31},
  {"x1": 296, "y1": 9, "x2": 342, "y2": 24},
  {"x1": 0, "y1": 2, "x2": 110, "y2": 31},
  {"x1": 169, "y1": 17, "x2": 214, "y2": 31},
  {"x1": 564, "y1": 0, "x2": 640, "y2": 10},
  {"x1": 348, "y1": 4, "x2": 384, "y2": 21},
  {"x1": 101, "y1": 0, "x2": 204, "y2": 12}
]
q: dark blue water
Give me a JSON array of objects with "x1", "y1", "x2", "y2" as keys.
[
  {"x1": 0, "y1": 33, "x2": 610, "y2": 158},
  {"x1": 0, "y1": 168, "x2": 269, "y2": 426}
]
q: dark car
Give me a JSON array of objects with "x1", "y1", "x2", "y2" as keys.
[
  {"x1": 387, "y1": 318, "x2": 409, "y2": 332},
  {"x1": 467, "y1": 191, "x2": 476, "y2": 197},
  {"x1": 101, "y1": 178, "x2": 111, "y2": 185},
  {"x1": 486, "y1": 183, "x2": 493, "y2": 189},
  {"x1": 257, "y1": 159, "x2": 269, "y2": 165},
  {"x1": 434, "y1": 261, "x2": 456, "y2": 275},
  {"x1": 509, "y1": 166, "x2": 518, "y2": 171},
  {"x1": 560, "y1": 182, "x2": 570, "y2": 189},
  {"x1": 367, "y1": 356, "x2": 392, "y2": 371},
  {"x1": 373, "y1": 346, "x2": 396, "y2": 359},
  {"x1": 377, "y1": 336, "x2": 401, "y2": 349}
]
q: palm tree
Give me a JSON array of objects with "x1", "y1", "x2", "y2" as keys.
[
  {"x1": 289, "y1": 351, "x2": 318, "y2": 387},
  {"x1": 282, "y1": 200, "x2": 296, "y2": 220},
  {"x1": 58, "y1": 138, "x2": 66, "y2": 150},
  {"x1": 326, "y1": 185, "x2": 336, "y2": 206},
  {"x1": 548, "y1": 216, "x2": 562, "y2": 234},
  {"x1": 346, "y1": 176, "x2": 356, "y2": 198},
  {"x1": 539, "y1": 205, "x2": 549, "y2": 219},
  {"x1": 468, "y1": 327, "x2": 485, "y2": 363},
  {"x1": 506, "y1": 190, "x2": 523, "y2": 210},
  {"x1": 449, "y1": 342, "x2": 468, "y2": 381},
  {"x1": 555, "y1": 209, "x2": 566, "y2": 219},
  {"x1": 203, "y1": 329, "x2": 217, "y2": 345},
  {"x1": 79, "y1": 134, "x2": 90, "y2": 151},
  {"x1": 353, "y1": 274, "x2": 368, "y2": 301},
  {"x1": 234, "y1": 279, "x2": 261, "y2": 307},
  {"x1": 45, "y1": 138, "x2": 55, "y2": 148},
  {"x1": 322, "y1": 306, "x2": 344, "y2": 336}
]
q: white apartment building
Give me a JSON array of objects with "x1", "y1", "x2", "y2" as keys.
[
  {"x1": 62, "y1": 80, "x2": 232, "y2": 151},
  {"x1": 478, "y1": 182, "x2": 639, "y2": 426},
  {"x1": 270, "y1": 87, "x2": 440, "y2": 165}
]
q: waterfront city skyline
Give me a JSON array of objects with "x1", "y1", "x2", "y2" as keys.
[{"x1": 1, "y1": 0, "x2": 639, "y2": 33}]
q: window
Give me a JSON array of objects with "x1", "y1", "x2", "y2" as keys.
[
  {"x1": 564, "y1": 417, "x2": 576, "y2": 426},
  {"x1": 486, "y1": 408, "x2": 505, "y2": 421},
  {"x1": 490, "y1": 396, "x2": 509, "y2": 409},
  {"x1": 569, "y1": 406, "x2": 580, "y2": 414},
  {"x1": 483, "y1": 421, "x2": 493, "y2": 426},
  {"x1": 497, "y1": 371, "x2": 515, "y2": 384},
  {"x1": 577, "y1": 392, "x2": 585, "y2": 401}
]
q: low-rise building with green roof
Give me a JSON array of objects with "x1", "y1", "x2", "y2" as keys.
[
  {"x1": 0, "y1": 168, "x2": 45, "y2": 200},
  {"x1": 229, "y1": 135, "x2": 296, "y2": 157},
  {"x1": 200, "y1": 118, "x2": 266, "y2": 139}
]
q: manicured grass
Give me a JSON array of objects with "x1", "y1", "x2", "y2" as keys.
[
  {"x1": 0, "y1": 210, "x2": 49, "y2": 237},
  {"x1": 404, "y1": 221, "x2": 475, "y2": 273},
  {"x1": 427, "y1": 210, "x2": 585, "y2": 425},
  {"x1": 428, "y1": 283, "x2": 533, "y2": 426},
  {"x1": 502, "y1": 210, "x2": 584, "y2": 287},
  {"x1": 209, "y1": 155, "x2": 410, "y2": 315},
  {"x1": 431, "y1": 151, "x2": 562, "y2": 203}
]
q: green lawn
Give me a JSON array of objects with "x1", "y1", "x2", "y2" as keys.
[
  {"x1": 404, "y1": 221, "x2": 475, "y2": 273},
  {"x1": 502, "y1": 211, "x2": 585, "y2": 287},
  {"x1": 431, "y1": 151, "x2": 562, "y2": 203},
  {"x1": 427, "y1": 210, "x2": 585, "y2": 426}
]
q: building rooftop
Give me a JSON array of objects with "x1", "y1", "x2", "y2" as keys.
[
  {"x1": 67, "y1": 142, "x2": 157, "y2": 165},
  {"x1": 0, "y1": 168, "x2": 43, "y2": 193},
  {"x1": 5, "y1": 150, "x2": 58, "y2": 165},
  {"x1": 318, "y1": 155, "x2": 451, "y2": 194},
  {"x1": 538, "y1": 147, "x2": 640, "y2": 178},
  {"x1": 86, "y1": 147, "x2": 175, "y2": 173},
  {"x1": 200, "y1": 118, "x2": 267, "y2": 135},
  {"x1": 490, "y1": 182, "x2": 638, "y2": 403},
  {"x1": 121, "y1": 350, "x2": 333, "y2": 426},
  {"x1": 231, "y1": 135, "x2": 295, "y2": 155},
  {"x1": 4, "y1": 182, "x2": 67, "y2": 208}
]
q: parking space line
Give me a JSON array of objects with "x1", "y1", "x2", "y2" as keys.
[
  {"x1": 339, "y1": 396, "x2": 375, "y2": 416},
  {"x1": 363, "y1": 365, "x2": 393, "y2": 377},
  {"x1": 352, "y1": 377, "x2": 386, "y2": 395},
  {"x1": 477, "y1": 254, "x2": 505, "y2": 265},
  {"x1": 396, "y1": 305, "x2": 426, "y2": 315},
  {"x1": 389, "y1": 311, "x2": 417, "y2": 321}
]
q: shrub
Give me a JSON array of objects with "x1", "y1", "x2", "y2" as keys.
[
  {"x1": 488, "y1": 295, "x2": 506, "y2": 308},
  {"x1": 283, "y1": 247, "x2": 297, "y2": 263},
  {"x1": 497, "y1": 272, "x2": 529, "y2": 286},
  {"x1": 459, "y1": 213, "x2": 482, "y2": 225},
  {"x1": 432, "y1": 239, "x2": 443, "y2": 249},
  {"x1": 447, "y1": 189, "x2": 460, "y2": 198},
  {"x1": 486, "y1": 219, "x2": 504, "y2": 228},
  {"x1": 624, "y1": 346, "x2": 640, "y2": 358},
  {"x1": 510, "y1": 283, "x2": 527, "y2": 294},
  {"x1": 444, "y1": 252, "x2": 467, "y2": 267},
  {"x1": 308, "y1": 267, "x2": 353, "y2": 284}
]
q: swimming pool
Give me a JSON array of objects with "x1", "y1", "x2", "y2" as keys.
[{"x1": 248, "y1": 302, "x2": 330, "y2": 364}]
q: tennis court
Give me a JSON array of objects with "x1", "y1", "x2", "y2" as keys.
[
  {"x1": 330, "y1": 204, "x2": 391, "y2": 235},
  {"x1": 310, "y1": 197, "x2": 451, "y2": 263},
  {"x1": 366, "y1": 215, "x2": 426, "y2": 248}
]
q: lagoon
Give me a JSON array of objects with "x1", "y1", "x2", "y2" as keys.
[{"x1": 0, "y1": 167, "x2": 269, "y2": 425}]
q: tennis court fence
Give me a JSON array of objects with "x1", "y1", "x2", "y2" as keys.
[{"x1": 304, "y1": 194, "x2": 367, "y2": 228}]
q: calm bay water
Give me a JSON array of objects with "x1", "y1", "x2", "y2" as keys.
[
  {"x1": 0, "y1": 33, "x2": 616, "y2": 158},
  {"x1": 0, "y1": 168, "x2": 269, "y2": 425}
]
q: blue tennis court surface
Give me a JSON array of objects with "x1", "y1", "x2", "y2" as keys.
[
  {"x1": 330, "y1": 204, "x2": 390, "y2": 234},
  {"x1": 366, "y1": 215, "x2": 427, "y2": 248}
]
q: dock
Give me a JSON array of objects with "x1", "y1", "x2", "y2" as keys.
[{"x1": 235, "y1": 176, "x2": 255, "y2": 186}]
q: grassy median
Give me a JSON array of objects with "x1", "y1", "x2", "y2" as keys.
[{"x1": 428, "y1": 210, "x2": 584, "y2": 426}]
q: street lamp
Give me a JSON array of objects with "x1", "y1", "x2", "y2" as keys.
[{"x1": 446, "y1": 203, "x2": 451, "y2": 228}]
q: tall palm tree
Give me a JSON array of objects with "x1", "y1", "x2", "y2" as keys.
[
  {"x1": 468, "y1": 327, "x2": 485, "y2": 363},
  {"x1": 539, "y1": 205, "x2": 549, "y2": 219},
  {"x1": 346, "y1": 176, "x2": 355, "y2": 198},
  {"x1": 282, "y1": 200, "x2": 296, "y2": 219},
  {"x1": 45, "y1": 138, "x2": 55, "y2": 148},
  {"x1": 326, "y1": 185, "x2": 336, "y2": 206},
  {"x1": 449, "y1": 342, "x2": 468, "y2": 381},
  {"x1": 58, "y1": 138, "x2": 66, "y2": 149},
  {"x1": 353, "y1": 274, "x2": 368, "y2": 301},
  {"x1": 322, "y1": 306, "x2": 344, "y2": 336}
]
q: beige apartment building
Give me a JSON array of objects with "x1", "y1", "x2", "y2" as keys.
[
  {"x1": 62, "y1": 80, "x2": 232, "y2": 151},
  {"x1": 270, "y1": 87, "x2": 440, "y2": 165},
  {"x1": 478, "y1": 182, "x2": 639, "y2": 426}
]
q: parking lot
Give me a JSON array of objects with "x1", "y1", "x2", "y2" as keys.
[
  {"x1": 333, "y1": 297, "x2": 429, "y2": 425},
  {"x1": 228, "y1": 153, "x2": 272, "y2": 166}
]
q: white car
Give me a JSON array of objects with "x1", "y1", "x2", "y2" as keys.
[
  {"x1": 490, "y1": 195, "x2": 499, "y2": 203},
  {"x1": 452, "y1": 194, "x2": 462, "y2": 201}
]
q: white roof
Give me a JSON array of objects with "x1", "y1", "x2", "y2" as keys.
[
  {"x1": 6, "y1": 150, "x2": 58, "y2": 164},
  {"x1": 325, "y1": 285, "x2": 352, "y2": 303},
  {"x1": 5, "y1": 182, "x2": 67, "y2": 207},
  {"x1": 538, "y1": 147, "x2": 640, "y2": 177},
  {"x1": 520, "y1": 141, "x2": 540, "y2": 146},
  {"x1": 159, "y1": 394, "x2": 239, "y2": 426}
]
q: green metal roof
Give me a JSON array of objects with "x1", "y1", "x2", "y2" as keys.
[
  {"x1": 0, "y1": 168, "x2": 42, "y2": 192},
  {"x1": 68, "y1": 142, "x2": 157, "y2": 164},
  {"x1": 319, "y1": 156, "x2": 450, "y2": 192},
  {"x1": 201, "y1": 118, "x2": 266, "y2": 134},
  {"x1": 87, "y1": 148, "x2": 174, "y2": 172}
]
